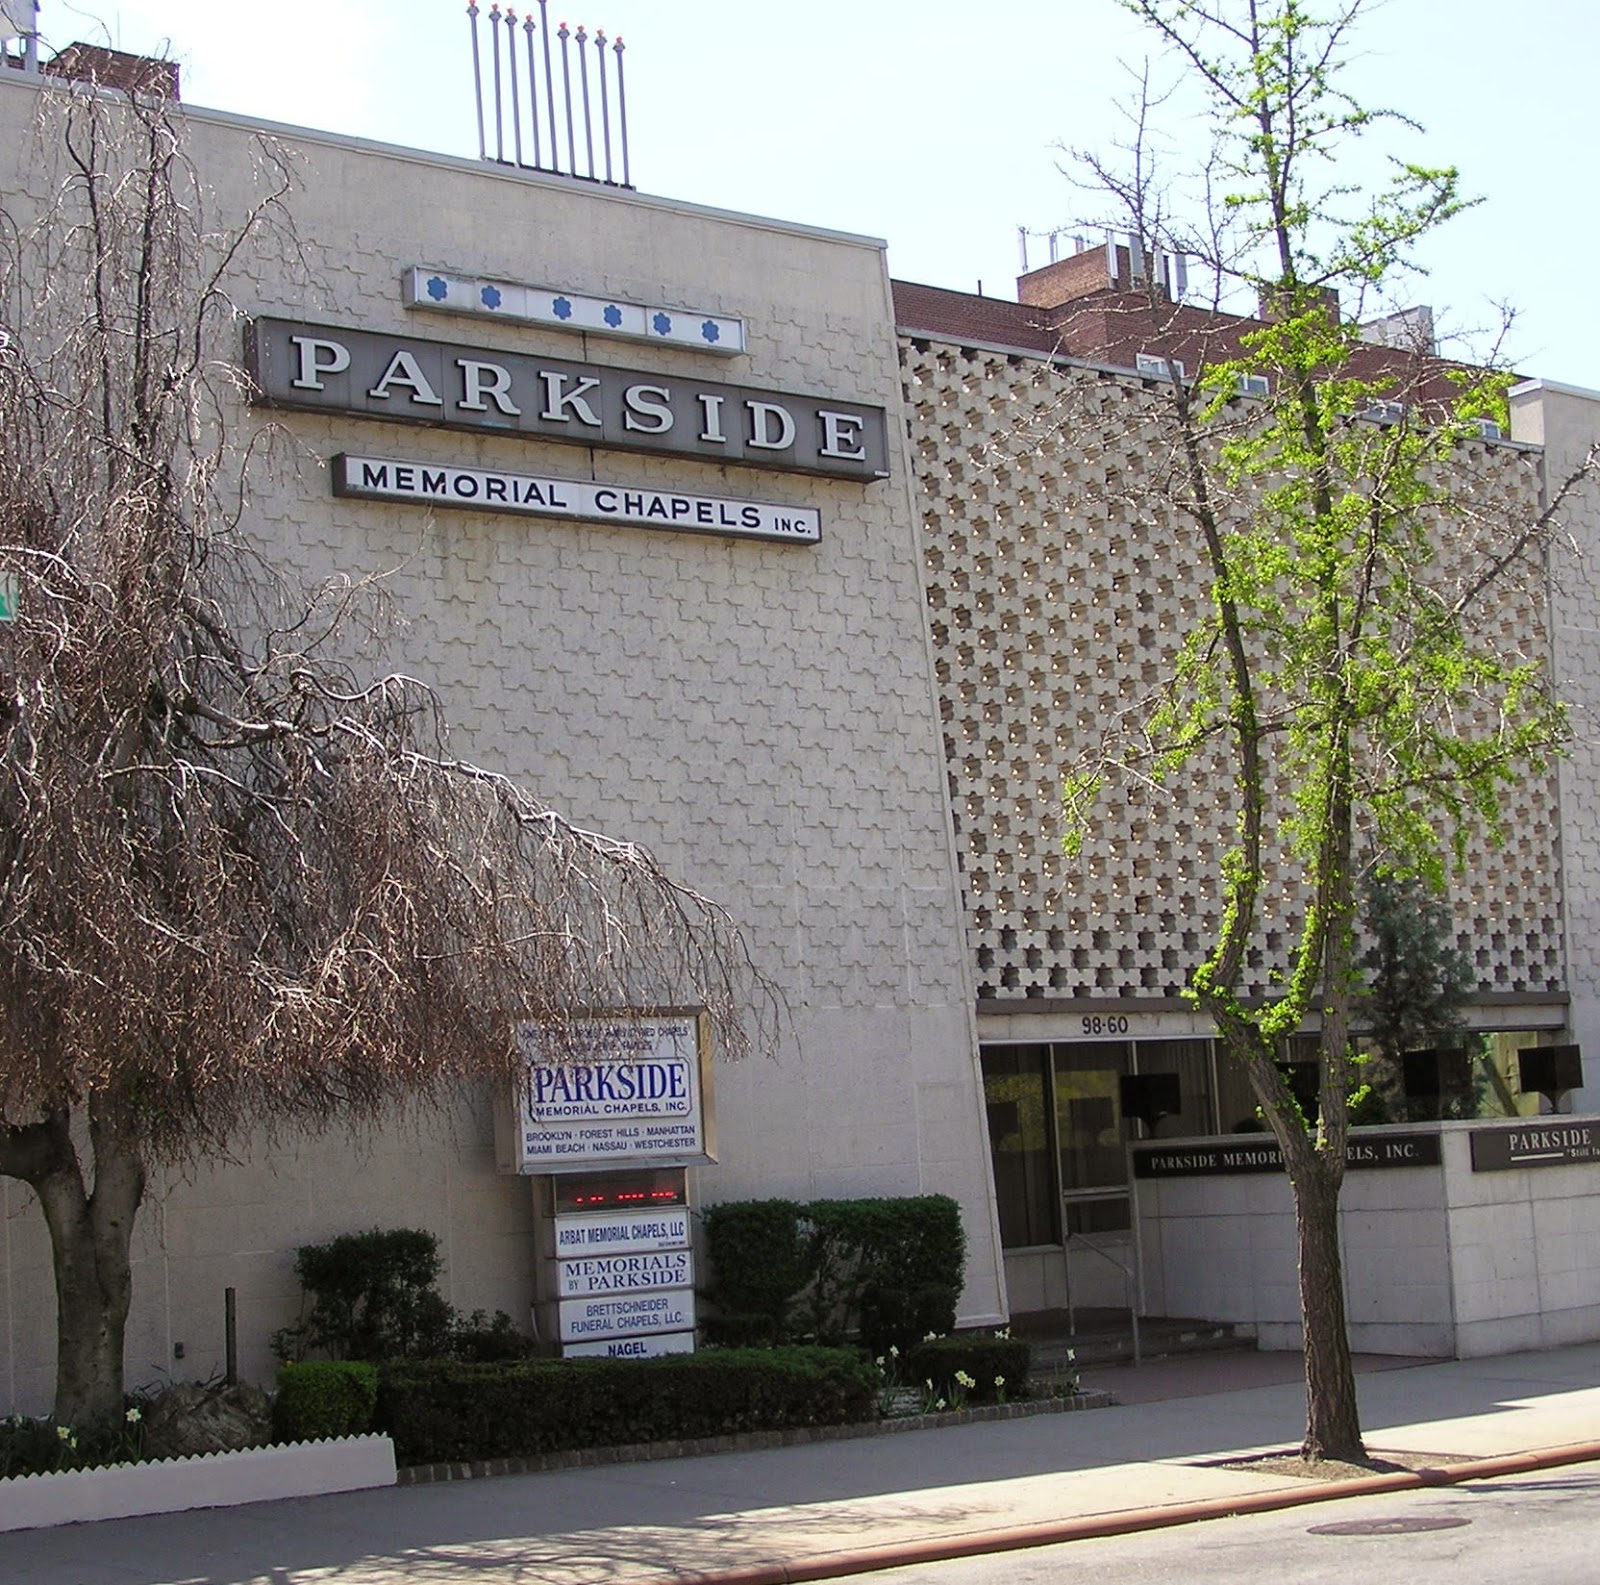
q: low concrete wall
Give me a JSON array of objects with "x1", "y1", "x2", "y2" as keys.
[{"x1": 1134, "y1": 1118, "x2": 1600, "y2": 1358}]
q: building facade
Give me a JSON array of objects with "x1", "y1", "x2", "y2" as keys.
[
  {"x1": 3, "y1": 54, "x2": 1599, "y2": 1411},
  {"x1": 0, "y1": 66, "x2": 1004, "y2": 1413},
  {"x1": 896, "y1": 256, "x2": 1588, "y2": 1318}
]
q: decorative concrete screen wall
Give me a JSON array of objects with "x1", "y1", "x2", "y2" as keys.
[
  {"x1": 1135, "y1": 1121, "x2": 1600, "y2": 1358},
  {"x1": 901, "y1": 336, "x2": 1563, "y2": 1004}
]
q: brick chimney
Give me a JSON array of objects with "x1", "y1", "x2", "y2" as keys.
[
  {"x1": 1018, "y1": 240, "x2": 1174, "y2": 310},
  {"x1": 44, "y1": 43, "x2": 180, "y2": 99}
]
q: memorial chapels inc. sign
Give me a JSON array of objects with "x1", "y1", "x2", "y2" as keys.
[
  {"x1": 1133, "y1": 1131, "x2": 1443, "y2": 1178},
  {"x1": 333, "y1": 454, "x2": 821, "y2": 545},
  {"x1": 499, "y1": 1012, "x2": 714, "y2": 1173},
  {"x1": 245, "y1": 318, "x2": 889, "y2": 481}
]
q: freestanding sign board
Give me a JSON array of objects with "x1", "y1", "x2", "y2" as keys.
[{"x1": 500, "y1": 1011, "x2": 714, "y2": 1174}]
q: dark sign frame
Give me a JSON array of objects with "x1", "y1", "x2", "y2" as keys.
[
  {"x1": 1132, "y1": 1131, "x2": 1443, "y2": 1178},
  {"x1": 246, "y1": 318, "x2": 890, "y2": 483}
]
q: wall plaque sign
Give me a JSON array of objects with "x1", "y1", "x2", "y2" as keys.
[
  {"x1": 404, "y1": 266, "x2": 746, "y2": 355},
  {"x1": 1132, "y1": 1131, "x2": 1443, "y2": 1178},
  {"x1": 501, "y1": 1012, "x2": 714, "y2": 1174},
  {"x1": 1470, "y1": 1120, "x2": 1600, "y2": 1171},
  {"x1": 334, "y1": 454, "x2": 820, "y2": 543},
  {"x1": 558, "y1": 1288, "x2": 695, "y2": 1343},
  {"x1": 246, "y1": 318, "x2": 888, "y2": 481},
  {"x1": 554, "y1": 1208, "x2": 692, "y2": 1257},
  {"x1": 557, "y1": 1249, "x2": 694, "y2": 1298}
]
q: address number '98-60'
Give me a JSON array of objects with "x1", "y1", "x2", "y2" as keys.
[{"x1": 1081, "y1": 1015, "x2": 1131, "y2": 1036}]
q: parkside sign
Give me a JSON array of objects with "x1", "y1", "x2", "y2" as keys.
[
  {"x1": 558, "y1": 1249, "x2": 694, "y2": 1298},
  {"x1": 503, "y1": 1013, "x2": 713, "y2": 1173},
  {"x1": 246, "y1": 318, "x2": 889, "y2": 481}
]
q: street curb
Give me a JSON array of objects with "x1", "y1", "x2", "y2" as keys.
[{"x1": 631, "y1": 1439, "x2": 1600, "y2": 1585}]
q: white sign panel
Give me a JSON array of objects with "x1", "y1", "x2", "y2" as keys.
[
  {"x1": 559, "y1": 1287, "x2": 696, "y2": 1343},
  {"x1": 555, "y1": 1209, "x2": 691, "y2": 1256},
  {"x1": 405, "y1": 266, "x2": 746, "y2": 355},
  {"x1": 558, "y1": 1249, "x2": 693, "y2": 1298},
  {"x1": 509, "y1": 1014, "x2": 713, "y2": 1174},
  {"x1": 564, "y1": 1330, "x2": 696, "y2": 1360},
  {"x1": 335, "y1": 454, "x2": 821, "y2": 545}
]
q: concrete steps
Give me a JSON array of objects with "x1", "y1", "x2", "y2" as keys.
[{"x1": 1013, "y1": 1309, "x2": 1256, "y2": 1373}]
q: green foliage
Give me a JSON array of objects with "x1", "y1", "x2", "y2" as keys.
[
  {"x1": 377, "y1": 1347, "x2": 879, "y2": 1467},
  {"x1": 699, "y1": 1198, "x2": 808, "y2": 1338},
  {"x1": 1069, "y1": 0, "x2": 1577, "y2": 1459},
  {"x1": 804, "y1": 1198, "x2": 965, "y2": 1353},
  {"x1": 0, "y1": 1404, "x2": 147, "y2": 1478},
  {"x1": 274, "y1": 1227, "x2": 539, "y2": 1366},
  {"x1": 904, "y1": 1335, "x2": 1031, "y2": 1407},
  {"x1": 702, "y1": 1196, "x2": 966, "y2": 1352},
  {"x1": 273, "y1": 1228, "x2": 456, "y2": 1363},
  {"x1": 448, "y1": 1309, "x2": 539, "y2": 1363},
  {"x1": 1069, "y1": 0, "x2": 1569, "y2": 1134},
  {"x1": 272, "y1": 1361, "x2": 379, "y2": 1442},
  {"x1": 1362, "y1": 870, "x2": 1474, "y2": 1064}
]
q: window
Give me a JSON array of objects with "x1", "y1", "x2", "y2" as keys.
[
  {"x1": 1136, "y1": 352, "x2": 1186, "y2": 383},
  {"x1": 981, "y1": 1044, "x2": 1058, "y2": 1247},
  {"x1": 982, "y1": 1036, "x2": 1224, "y2": 1246},
  {"x1": 1053, "y1": 1042, "x2": 1132, "y2": 1233}
]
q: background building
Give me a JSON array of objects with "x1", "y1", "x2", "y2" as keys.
[{"x1": 895, "y1": 248, "x2": 1584, "y2": 1317}]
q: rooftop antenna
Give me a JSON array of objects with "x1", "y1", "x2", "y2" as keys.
[
  {"x1": 465, "y1": 1, "x2": 633, "y2": 186},
  {"x1": 1, "y1": 0, "x2": 40, "y2": 74}
]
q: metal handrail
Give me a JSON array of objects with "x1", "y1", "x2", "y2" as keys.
[{"x1": 1062, "y1": 1207, "x2": 1142, "y2": 1365}]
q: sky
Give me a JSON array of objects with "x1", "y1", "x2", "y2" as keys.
[{"x1": 15, "y1": 0, "x2": 1598, "y2": 386}]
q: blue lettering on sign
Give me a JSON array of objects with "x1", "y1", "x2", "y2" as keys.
[{"x1": 532, "y1": 1060, "x2": 689, "y2": 1111}]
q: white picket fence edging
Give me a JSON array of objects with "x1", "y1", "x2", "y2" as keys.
[{"x1": 0, "y1": 1433, "x2": 397, "y2": 1532}]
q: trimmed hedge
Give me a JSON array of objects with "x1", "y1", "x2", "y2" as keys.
[
  {"x1": 276, "y1": 1228, "x2": 453, "y2": 1363},
  {"x1": 905, "y1": 1335, "x2": 1032, "y2": 1406},
  {"x1": 273, "y1": 1360, "x2": 379, "y2": 1442},
  {"x1": 377, "y1": 1346, "x2": 879, "y2": 1466},
  {"x1": 702, "y1": 1195, "x2": 965, "y2": 1353}
]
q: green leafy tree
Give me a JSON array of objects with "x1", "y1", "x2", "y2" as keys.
[{"x1": 1063, "y1": 0, "x2": 1589, "y2": 1460}]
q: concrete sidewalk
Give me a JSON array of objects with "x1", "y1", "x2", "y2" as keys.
[{"x1": 3, "y1": 1342, "x2": 1598, "y2": 1585}]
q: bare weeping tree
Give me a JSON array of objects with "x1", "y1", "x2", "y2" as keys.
[{"x1": 0, "y1": 79, "x2": 774, "y2": 1435}]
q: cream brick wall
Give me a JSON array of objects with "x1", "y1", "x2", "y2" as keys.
[
  {"x1": 1512, "y1": 379, "x2": 1600, "y2": 1115},
  {"x1": 0, "y1": 78, "x2": 1004, "y2": 1413},
  {"x1": 905, "y1": 334, "x2": 1564, "y2": 1008}
]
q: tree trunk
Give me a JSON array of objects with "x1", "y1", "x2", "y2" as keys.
[
  {"x1": 0, "y1": 1103, "x2": 146, "y2": 1434},
  {"x1": 1294, "y1": 1155, "x2": 1364, "y2": 1462}
]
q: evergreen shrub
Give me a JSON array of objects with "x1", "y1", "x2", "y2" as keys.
[
  {"x1": 904, "y1": 1334, "x2": 1032, "y2": 1405},
  {"x1": 377, "y1": 1346, "x2": 878, "y2": 1466},
  {"x1": 702, "y1": 1194, "x2": 965, "y2": 1352},
  {"x1": 274, "y1": 1227, "x2": 454, "y2": 1363},
  {"x1": 272, "y1": 1360, "x2": 379, "y2": 1442}
]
